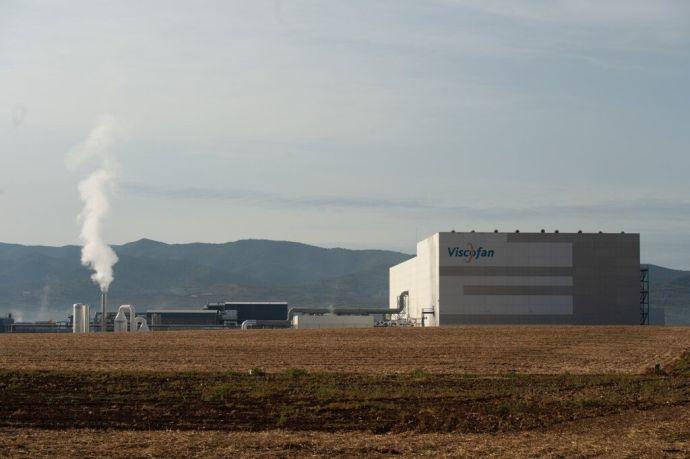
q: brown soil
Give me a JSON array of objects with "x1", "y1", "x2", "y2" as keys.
[
  {"x1": 1, "y1": 326, "x2": 688, "y2": 374},
  {"x1": 1, "y1": 327, "x2": 688, "y2": 457},
  {"x1": 1, "y1": 405, "x2": 689, "y2": 458},
  {"x1": 1, "y1": 367, "x2": 688, "y2": 433}
]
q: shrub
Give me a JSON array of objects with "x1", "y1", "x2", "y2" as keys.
[
  {"x1": 410, "y1": 369, "x2": 430, "y2": 379},
  {"x1": 286, "y1": 368, "x2": 307, "y2": 377}
]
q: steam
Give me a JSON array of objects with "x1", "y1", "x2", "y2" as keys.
[
  {"x1": 37, "y1": 279, "x2": 53, "y2": 321},
  {"x1": 67, "y1": 115, "x2": 119, "y2": 292}
]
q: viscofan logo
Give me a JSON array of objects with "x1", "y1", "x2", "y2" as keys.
[{"x1": 447, "y1": 244, "x2": 494, "y2": 263}]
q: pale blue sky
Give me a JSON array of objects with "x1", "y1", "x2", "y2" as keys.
[{"x1": 1, "y1": 1, "x2": 689, "y2": 267}]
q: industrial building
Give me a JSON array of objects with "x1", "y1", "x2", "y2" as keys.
[
  {"x1": 10, "y1": 321, "x2": 70, "y2": 333},
  {"x1": 390, "y1": 231, "x2": 641, "y2": 326},
  {"x1": 0, "y1": 314, "x2": 15, "y2": 333},
  {"x1": 204, "y1": 302, "x2": 288, "y2": 324},
  {"x1": 146, "y1": 309, "x2": 220, "y2": 331}
]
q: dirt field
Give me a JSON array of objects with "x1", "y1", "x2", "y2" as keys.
[
  {"x1": 1, "y1": 326, "x2": 688, "y2": 457},
  {"x1": 1, "y1": 326, "x2": 689, "y2": 374},
  {"x1": 1, "y1": 405, "x2": 689, "y2": 458}
]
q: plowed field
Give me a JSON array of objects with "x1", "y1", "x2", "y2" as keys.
[
  {"x1": 1, "y1": 326, "x2": 688, "y2": 374},
  {"x1": 2, "y1": 405, "x2": 689, "y2": 458},
  {"x1": 1, "y1": 326, "x2": 689, "y2": 457}
]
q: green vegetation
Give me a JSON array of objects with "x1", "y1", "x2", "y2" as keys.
[
  {"x1": 410, "y1": 368, "x2": 431, "y2": 379},
  {"x1": 1, "y1": 354, "x2": 689, "y2": 434},
  {"x1": 285, "y1": 368, "x2": 308, "y2": 377},
  {"x1": 670, "y1": 351, "x2": 690, "y2": 377}
]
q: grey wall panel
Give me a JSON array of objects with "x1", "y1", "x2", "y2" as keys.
[
  {"x1": 463, "y1": 285, "x2": 574, "y2": 296},
  {"x1": 440, "y1": 266, "x2": 573, "y2": 276},
  {"x1": 460, "y1": 295, "x2": 573, "y2": 315},
  {"x1": 441, "y1": 313, "x2": 573, "y2": 325},
  {"x1": 570, "y1": 233, "x2": 639, "y2": 325}
]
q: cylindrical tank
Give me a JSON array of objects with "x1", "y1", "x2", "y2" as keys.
[
  {"x1": 113, "y1": 309, "x2": 128, "y2": 332},
  {"x1": 72, "y1": 303, "x2": 90, "y2": 333}
]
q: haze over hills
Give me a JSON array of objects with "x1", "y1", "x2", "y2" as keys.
[
  {"x1": 648, "y1": 264, "x2": 690, "y2": 325},
  {"x1": 0, "y1": 239, "x2": 688, "y2": 324},
  {"x1": 0, "y1": 239, "x2": 411, "y2": 322}
]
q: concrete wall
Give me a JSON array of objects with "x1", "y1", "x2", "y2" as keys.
[
  {"x1": 389, "y1": 257, "x2": 416, "y2": 318},
  {"x1": 415, "y1": 234, "x2": 439, "y2": 326},
  {"x1": 390, "y1": 231, "x2": 640, "y2": 326},
  {"x1": 389, "y1": 234, "x2": 439, "y2": 325}
]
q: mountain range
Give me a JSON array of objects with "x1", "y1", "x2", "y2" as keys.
[
  {"x1": 0, "y1": 239, "x2": 688, "y2": 324},
  {"x1": 0, "y1": 239, "x2": 410, "y2": 322}
]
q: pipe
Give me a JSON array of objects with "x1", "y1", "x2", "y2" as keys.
[
  {"x1": 241, "y1": 320, "x2": 257, "y2": 330},
  {"x1": 133, "y1": 316, "x2": 149, "y2": 332},
  {"x1": 114, "y1": 305, "x2": 150, "y2": 332},
  {"x1": 287, "y1": 291, "x2": 409, "y2": 320}
]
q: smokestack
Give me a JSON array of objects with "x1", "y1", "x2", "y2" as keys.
[
  {"x1": 67, "y1": 115, "x2": 119, "y2": 308},
  {"x1": 100, "y1": 290, "x2": 107, "y2": 332}
]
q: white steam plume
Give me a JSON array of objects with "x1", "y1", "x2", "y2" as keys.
[{"x1": 67, "y1": 115, "x2": 119, "y2": 292}]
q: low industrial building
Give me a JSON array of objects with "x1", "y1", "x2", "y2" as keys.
[
  {"x1": 10, "y1": 321, "x2": 70, "y2": 333},
  {"x1": 204, "y1": 302, "x2": 288, "y2": 324},
  {"x1": 390, "y1": 231, "x2": 641, "y2": 326},
  {"x1": 0, "y1": 314, "x2": 15, "y2": 333},
  {"x1": 146, "y1": 309, "x2": 221, "y2": 331},
  {"x1": 292, "y1": 313, "x2": 375, "y2": 329}
]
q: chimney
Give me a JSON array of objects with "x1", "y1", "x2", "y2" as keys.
[{"x1": 100, "y1": 291, "x2": 107, "y2": 332}]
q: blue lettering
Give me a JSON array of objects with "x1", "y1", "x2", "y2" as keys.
[{"x1": 447, "y1": 246, "x2": 495, "y2": 259}]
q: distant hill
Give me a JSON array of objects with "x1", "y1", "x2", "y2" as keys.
[
  {"x1": 648, "y1": 264, "x2": 690, "y2": 325},
  {"x1": 0, "y1": 239, "x2": 412, "y2": 321},
  {"x1": 0, "y1": 241, "x2": 688, "y2": 324}
]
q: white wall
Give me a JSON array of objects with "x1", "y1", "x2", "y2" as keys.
[
  {"x1": 292, "y1": 314, "x2": 375, "y2": 329},
  {"x1": 415, "y1": 234, "x2": 439, "y2": 326},
  {"x1": 389, "y1": 234, "x2": 439, "y2": 326},
  {"x1": 389, "y1": 256, "x2": 415, "y2": 315}
]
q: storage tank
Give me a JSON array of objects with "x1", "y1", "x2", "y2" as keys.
[{"x1": 72, "y1": 303, "x2": 90, "y2": 333}]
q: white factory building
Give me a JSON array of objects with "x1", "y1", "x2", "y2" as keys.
[{"x1": 389, "y1": 231, "x2": 640, "y2": 326}]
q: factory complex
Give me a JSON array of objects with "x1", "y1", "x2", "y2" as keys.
[{"x1": 0, "y1": 231, "x2": 658, "y2": 333}]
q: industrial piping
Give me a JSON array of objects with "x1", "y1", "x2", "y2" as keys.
[
  {"x1": 287, "y1": 291, "x2": 409, "y2": 320},
  {"x1": 241, "y1": 320, "x2": 257, "y2": 330},
  {"x1": 114, "y1": 305, "x2": 149, "y2": 332}
]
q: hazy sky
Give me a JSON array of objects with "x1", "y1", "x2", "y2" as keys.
[{"x1": 1, "y1": 1, "x2": 689, "y2": 267}]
